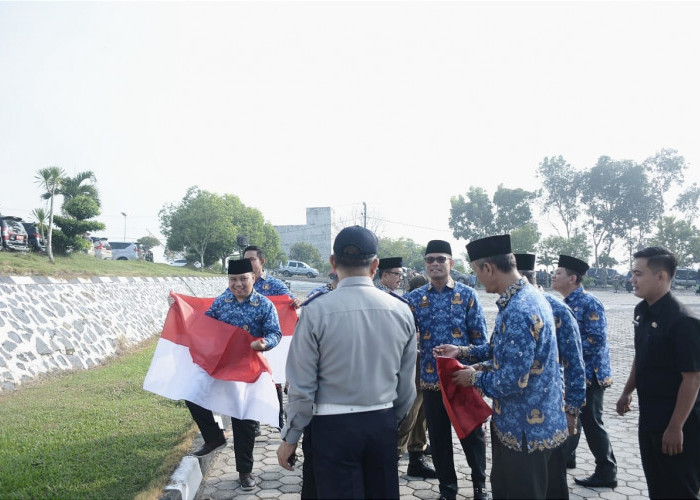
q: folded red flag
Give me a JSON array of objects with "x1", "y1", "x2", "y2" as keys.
[
  {"x1": 436, "y1": 356, "x2": 493, "y2": 439},
  {"x1": 161, "y1": 292, "x2": 272, "y2": 382}
]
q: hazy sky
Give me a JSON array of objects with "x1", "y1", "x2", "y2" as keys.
[{"x1": 2, "y1": 1, "x2": 699, "y2": 263}]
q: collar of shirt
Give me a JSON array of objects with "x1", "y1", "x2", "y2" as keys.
[
  {"x1": 639, "y1": 290, "x2": 673, "y2": 318},
  {"x1": 563, "y1": 285, "x2": 586, "y2": 305},
  {"x1": 496, "y1": 277, "x2": 528, "y2": 310},
  {"x1": 336, "y1": 275, "x2": 374, "y2": 289},
  {"x1": 427, "y1": 275, "x2": 456, "y2": 292}
]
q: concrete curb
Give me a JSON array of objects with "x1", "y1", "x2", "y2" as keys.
[{"x1": 161, "y1": 414, "x2": 230, "y2": 500}]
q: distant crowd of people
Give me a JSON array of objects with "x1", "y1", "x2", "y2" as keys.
[{"x1": 164, "y1": 229, "x2": 700, "y2": 500}]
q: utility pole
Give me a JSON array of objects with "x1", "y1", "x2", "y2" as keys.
[{"x1": 363, "y1": 202, "x2": 367, "y2": 228}]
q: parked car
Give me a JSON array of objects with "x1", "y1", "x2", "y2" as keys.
[
  {"x1": 110, "y1": 241, "x2": 142, "y2": 261},
  {"x1": 585, "y1": 268, "x2": 620, "y2": 287},
  {"x1": 91, "y1": 237, "x2": 112, "y2": 260},
  {"x1": 279, "y1": 260, "x2": 319, "y2": 278},
  {"x1": 21, "y1": 222, "x2": 45, "y2": 252},
  {"x1": 672, "y1": 267, "x2": 698, "y2": 289},
  {"x1": 0, "y1": 216, "x2": 29, "y2": 252}
]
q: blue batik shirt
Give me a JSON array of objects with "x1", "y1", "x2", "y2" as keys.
[
  {"x1": 564, "y1": 286, "x2": 613, "y2": 387},
  {"x1": 205, "y1": 288, "x2": 282, "y2": 350},
  {"x1": 254, "y1": 273, "x2": 295, "y2": 298},
  {"x1": 545, "y1": 293, "x2": 586, "y2": 414},
  {"x1": 470, "y1": 279, "x2": 568, "y2": 452},
  {"x1": 404, "y1": 277, "x2": 488, "y2": 390}
]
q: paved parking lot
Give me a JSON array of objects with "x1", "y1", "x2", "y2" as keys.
[{"x1": 193, "y1": 287, "x2": 700, "y2": 500}]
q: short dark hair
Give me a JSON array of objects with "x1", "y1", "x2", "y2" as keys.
[
  {"x1": 334, "y1": 251, "x2": 375, "y2": 270},
  {"x1": 243, "y1": 245, "x2": 264, "y2": 260},
  {"x1": 563, "y1": 268, "x2": 584, "y2": 285},
  {"x1": 472, "y1": 253, "x2": 516, "y2": 273},
  {"x1": 633, "y1": 246, "x2": 678, "y2": 278}
]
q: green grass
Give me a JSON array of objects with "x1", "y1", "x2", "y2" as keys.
[
  {"x1": 0, "y1": 251, "x2": 220, "y2": 279},
  {"x1": 0, "y1": 338, "x2": 197, "y2": 499}
]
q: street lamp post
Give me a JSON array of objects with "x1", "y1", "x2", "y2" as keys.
[{"x1": 120, "y1": 212, "x2": 127, "y2": 241}]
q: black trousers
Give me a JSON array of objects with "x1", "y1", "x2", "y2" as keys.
[
  {"x1": 311, "y1": 409, "x2": 399, "y2": 499},
  {"x1": 423, "y1": 390, "x2": 487, "y2": 499},
  {"x1": 491, "y1": 426, "x2": 566, "y2": 500},
  {"x1": 301, "y1": 423, "x2": 317, "y2": 500},
  {"x1": 185, "y1": 400, "x2": 224, "y2": 443},
  {"x1": 563, "y1": 381, "x2": 617, "y2": 478},
  {"x1": 184, "y1": 400, "x2": 256, "y2": 473},
  {"x1": 639, "y1": 414, "x2": 700, "y2": 499}
]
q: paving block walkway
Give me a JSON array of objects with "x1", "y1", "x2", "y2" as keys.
[{"x1": 186, "y1": 288, "x2": 700, "y2": 499}]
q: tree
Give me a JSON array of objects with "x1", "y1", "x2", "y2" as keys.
[
  {"x1": 674, "y1": 183, "x2": 700, "y2": 221},
  {"x1": 537, "y1": 155, "x2": 581, "y2": 238},
  {"x1": 160, "y1": 187, "x2": 283, "y2": 272},
  {"x1": 53, "y1": 171, "x2": 100, "y2": 212},
  {"x1": 537, "y1": 234, "x2": 591, "y2": 271},
  {"x1": 449, "y1": 187, "x2": 495, "y2": 241},
  {"x1": 137, "y1": 236, "x2": 161, "y2": 251},
  {"x1": 34, "y1": 167, "x2": 65, "y2": 263},
  {"x1": 492, "y1": 185, "x2": 538, "y2": 233},
  {"x1": 511, "y1": 223, "x2": 540, "y2": 253},
  {"x1": 649, "y1": 216, "x2": 700, "y2": 267},
  {"x1": 160, "y1": 187, "x2": 233, "y2": 270},
  {"x1": 30, "y1": 207, "x2": 48, "y2": 241},
  {"x1": 377, "y1": 237, "x2": 426, "y2": 271},
  {"x1": 289, "y1": 242, "x2": 323, "y2": 269}
]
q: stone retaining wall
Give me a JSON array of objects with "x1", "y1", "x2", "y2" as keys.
[{"x1": 0, "y1": 275, "x2": 228, "y2": 392}]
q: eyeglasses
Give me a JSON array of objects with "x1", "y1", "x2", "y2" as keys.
[{"x1": 424, "y1": 256, "x2": 449, "y2": 264}]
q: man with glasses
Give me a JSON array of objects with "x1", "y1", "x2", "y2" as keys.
[
  {"x1": 404, "y1": 240, "x2": 489, "y2": 500},
  {"x1": 376, "y1": 257, "x2": 405, "y2": 293}
]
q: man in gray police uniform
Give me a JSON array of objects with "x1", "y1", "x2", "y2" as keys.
[{"x1": 277, "y1": 225, "x2": 417, "y2": 499}]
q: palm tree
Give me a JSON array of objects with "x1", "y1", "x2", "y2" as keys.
[
  {"x1": 34, "y1": 167, "x2": 65, "y2": 263},
  {"x1": 53, "y1": 171, "x2": 100, "y2": 211},
  {"x1": 30, "y1": 207, "x2": 48, "y2": 241}
]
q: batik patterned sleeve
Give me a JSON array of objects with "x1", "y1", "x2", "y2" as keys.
[
  {"x1": 475, "y1": 308, "x2": 537, "y2": 399},
  {"x1": 554, "y1": 301, "x2": 586, "y2": 413},
  {"x1": 580, "y1": 297, "x2": 608, "y2": 362}
]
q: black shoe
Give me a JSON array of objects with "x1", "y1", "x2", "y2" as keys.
[
  {"x1": 474, "y1": 486, "x2": 490, "y2": 500},
  {"x1": 406, "y1": 452, "x2": 438, "y2": 479},
  {"x1": 239, "y1": 472, "x2": 255, "y2": 491},
  {"x1": 253, "y1": 422, "x2": 261, "y2": 437},
  {"x1": 573, "y1": 474, "x2": 617, "y2": 488},
  {"x1": 566, "y1": 456, "x2": 576, "y2": 469},
  {"x1": 193, "y1": 437, "x2": 226, "y2": 457}
]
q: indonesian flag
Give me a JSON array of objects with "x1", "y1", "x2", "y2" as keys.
[
  {"x1": 143, "y1": 292, "x2": 290, "y2": 426},
  {"x1": 261, "y1": 295, "x2": 298, "y2": 385},
  {"x1": 436, "y1": 357, "x2": 493, "y2": 439}
]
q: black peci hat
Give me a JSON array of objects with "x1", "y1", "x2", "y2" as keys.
[
  {"x1": 466, "y1": 234, "x2": 512, "y2": 261},
  {"x1": 514, "y1": 253, "x2": 536, "y2": 271},
  {"x1": 557, "y1": 255, "x2": 589, "y2": 275},
  {"x1": 425, "y1": 240, "x2": 452, "y2": 255},
  {"x1": 228, "y1": 258, "x2": 253, "y2": 275},
  {"x1": 379, "y1": 257, "x2": 403, "y2": 269},
  {"x1": 333, "y1": 225, "x2": 378, "y2": 259}
]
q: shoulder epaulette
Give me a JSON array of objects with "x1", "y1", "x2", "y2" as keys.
[
  {"x1": 301, "y1": 288, "x2": 332, "y2": 307},
  {"x1": 389, "y1": 290, "x2": 410, "y2": 305}
]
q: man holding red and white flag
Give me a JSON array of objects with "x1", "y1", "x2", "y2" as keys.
[{"x1": 144, "y1": 258, "x2": 282, "y2": 491}]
